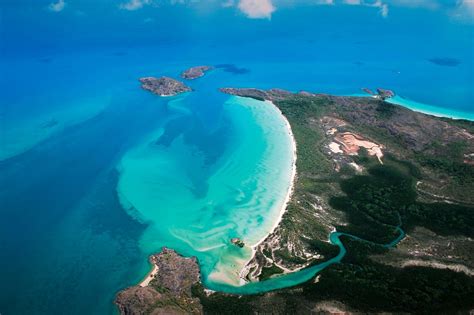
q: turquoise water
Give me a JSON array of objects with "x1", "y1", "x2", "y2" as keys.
[
  {"x1": 1, "y1": 1, "x2": 474, "y2": 314},
  {"x1": 117, "y1": 95, "x2": 294, "y2": 286},
  {"x1": 349, "y1": 93, "x2": 474, "y2": 121},
  {"x1": 387, "y1": 95, "x2": 474, "y2": 121}
]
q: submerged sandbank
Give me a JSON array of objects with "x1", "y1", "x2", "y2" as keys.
[{"x1": 0, "y1": 96, "x2": 109, "y2": 161}]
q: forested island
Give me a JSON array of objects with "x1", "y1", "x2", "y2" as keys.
[
  {"x1": 116, "y1": 87, "x2": 474, "y2": 314},
  {"x1": 181, "y1": 66, "x2": 213, "y2": 80},
  {"x1": 139, "y1": 76, "x2": 192, "y2": 96}
]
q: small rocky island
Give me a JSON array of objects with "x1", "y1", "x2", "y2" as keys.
[
  {"x1": 230, "y1": 237, "x2": 245, "y2": 248},
  {"x1": 181, "y1": 66, "x2": 213, "y2": 80},
  {"x1": 362, "y1": 87, "x2": 395, "y2": 100},
  {"x1": 139, "y1": 76, "x2": 192, "y2": 96}
]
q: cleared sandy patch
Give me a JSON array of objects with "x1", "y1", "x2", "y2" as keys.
[
  {"x1": 335, "y1": 132, "x2": 384, "y2": 164},
  {"x1": 329, "y1": 142, "x2": 343, "y2": 154}
]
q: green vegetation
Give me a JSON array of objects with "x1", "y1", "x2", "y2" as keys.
[
  {"x1": 195, "y1": 94, "x2": 474, "y2": 314},
  {"x1": 301, "y1": 238, "x2": 474, "y2": 314},
  {"x1": 439, "y1": 117, "x2": 474, "y2": 134},
  {"x1": 304, "y1": 239, "x2": 340, "y2": 263},
  {"x1": 330, "y1": 156, "x2": 474, "y2": 241},
  {"x1": 150, "y1": 283, "x2": 170, "y2": 294},
  {"x1": 375, "y1": 101, "x2": 397, "y2": 119},
  {"x1": 259, "y1": 264, "x2": 284, "y2": 281},
  {"x1": 197, "y1": 154, "x2": 474, "y2": 313},
  {"x1": 416, "y1": 141, "x2": 474, "y2": 186},
  {"x1": 192, "y1": 284, "x2": 256, "y2": 314},
  {"x1": 278, "y1": 96, "x2": 333, "y2": 176}
]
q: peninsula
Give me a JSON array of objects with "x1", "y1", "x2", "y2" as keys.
[
  {"x1": 181, "y1": 66, "x2": 213, "y2": 80},
  {"x1": 139, "y1": 76, "x2": 192, "y2": 96}
]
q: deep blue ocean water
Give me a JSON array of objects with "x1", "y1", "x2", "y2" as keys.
[{"x1": 1, "y1": 1, "x2": 473, "y2": 314}]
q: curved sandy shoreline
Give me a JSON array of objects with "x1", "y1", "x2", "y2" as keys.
[
  {"x1": 134, "y1": 98, "x2": 298, "y2": 288},
  {"x1": 138, "y1": 256, "x2": 159, "y2": 287},
  {"x1": 239, "y1": 100, "x2": 298, "y2": 281},
  {"x1": 139, "y1": 264, "x2": 158, "y2": 287}
]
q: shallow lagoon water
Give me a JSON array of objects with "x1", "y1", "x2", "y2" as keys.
[{"x1": 117, "y1": 95, "x2": 294, "y2": 286}]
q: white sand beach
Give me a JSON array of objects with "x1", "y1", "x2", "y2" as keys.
[{"x1": 239, "y1": 100, "x2": 298, "y2": 281}]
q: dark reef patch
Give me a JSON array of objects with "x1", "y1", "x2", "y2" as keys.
[
  {"x1": 215, "y1": 64, "x2": 250, "y2": 75},
  {"x1": 428, "y1": 57, "x2": 461, "y2": 67},
  {"x1": 41, "y1": 118, "x2": 59, "y2": 129}
]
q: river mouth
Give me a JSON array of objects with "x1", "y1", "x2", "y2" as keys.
[{"x1": 202, "y1": 227, "x2": 405, "y2": 295}]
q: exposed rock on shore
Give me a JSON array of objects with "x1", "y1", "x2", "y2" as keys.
[
  {"x1": 376, "y1": 88, "x2": 395, "y2": 100},
  {"x1": 230, "y1": 238, "x2": 245, "y2": 248},
  {"x1": 181, "y1": 66, "x2": 213, "y2": 80},
  {"x1": 139, "y1": 77, "x2": 192, "y2": 96},
  {"x1": 362, "y1": 87, "x2": 395, "y2": 100},
  {"x1": 115, "y1": 248, "x2": 203, "y2": 315}
]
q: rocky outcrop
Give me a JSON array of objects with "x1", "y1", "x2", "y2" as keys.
[
  {"x1": 230, "y1": 238, "x2": 245, "y2": 248},
  {"x1": 181, "y1": 66, "x2": 213, "y2": 80},
  {"x1": 376, "y1": 88, "x2": 395, "y2": 100},
  {"x1": 362, "y1": 87, "x2": 395, "y2": 100},
  {"x1": 152, "y1": 248, "x2": 200, "y2": 296},
  {"x1": 115, "y1": 248, "x2": 203, "y2": 315},
  {"x1": 139, "y1": 77, "x2": 192, "y2": 96}
]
